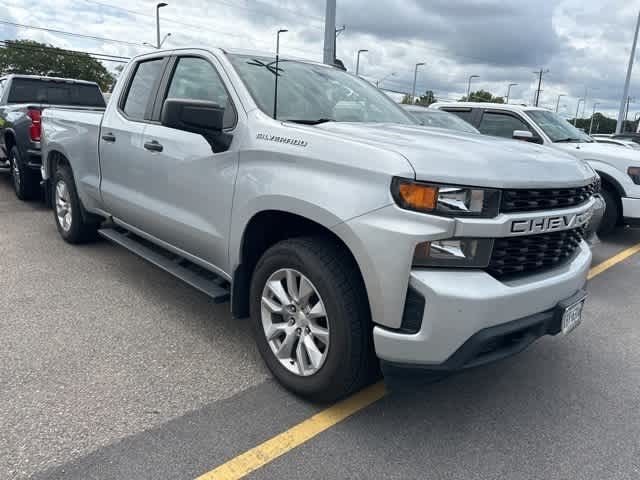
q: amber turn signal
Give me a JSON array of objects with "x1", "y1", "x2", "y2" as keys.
[{"x1": 395, "y1": 181, "x2": 438, "y2": 212}]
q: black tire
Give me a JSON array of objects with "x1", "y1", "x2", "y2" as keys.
[
  {"x1": 250, "y1": 236, "x2": 375, "y2": 403},
  {"x1": 598, "y1": 187, "x2": 620, "y2": 236},
  {"x1": 52, "y1": 165, "x2": 99, "y2": 244},
  {"x1": 9, "y1": 146, "x2": 40, "y2": 201}
]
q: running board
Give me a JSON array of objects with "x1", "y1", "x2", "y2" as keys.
[{"x1": 98, "y1": 227, "x2": 230, "y2": 303}]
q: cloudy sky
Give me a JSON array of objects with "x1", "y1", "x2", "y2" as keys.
[{"x1": 1, "y1": 0, "x2": 639, "y2": 119}]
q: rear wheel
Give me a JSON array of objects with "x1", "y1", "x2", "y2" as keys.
[
  {"x1": 52, "y1": 165, "x2": 99, "y2": 243},
  {"x1": 250, "y1": 237, "x2": 375, "y2": 403},
  {"x1": 10, "y1": 146, "x2": 39, "y2": 201},
  {"x1": 598, "y1": 187, "x2": 620, "y2": 236}
]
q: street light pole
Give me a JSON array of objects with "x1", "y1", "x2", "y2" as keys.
[
  {"x1": 589, "y1": 103, "x2": 600, "y2": 135},
  {"x1": 411, "y1": 62, "x2": 425, "y2": 103},
  {"x1": 616, "y1": 9, "x2": 640, "y2": 134},
  {"x1": 273, "y1": 29, "x2": 288, "y2": 120},
  {"x1": 555, "y1": 94, "x2": 566, "y2": 112},
  {"x1": 355, "y1": 49, "x2": 368, "y2": 76},
  {"x1": 506, "y1": 83, "x2": 518, "y2": 104},
  {"x1": 466, "y1": 74, "x2": 479, "y2": 102},
  {"x1": 574, "y1": 98, "x2": 584, "y2": 126},
  {"x1": 155, "y1": 2, "x2": 168, "y2": 49}
]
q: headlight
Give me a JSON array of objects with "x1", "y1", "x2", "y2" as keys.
[
  {"x1": 413, "y1": 238, "x2": 494, "y2": 268},
  {"x1": 391, "y1": 178, "x2": 500, "y2": 217},
  {"x1": 628, "y1": 167, "x2": 640, "y2": 185}
]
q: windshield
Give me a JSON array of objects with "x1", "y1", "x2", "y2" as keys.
[
  {"x1": 526, "y1": 109, "x2": 592, "y2": 143},
  {"x1": 408, "y1": 109, "x2": 479, "y2": 134},
  {"x1": 227, "y1": 54, "x2": 414, "y2": 125}
]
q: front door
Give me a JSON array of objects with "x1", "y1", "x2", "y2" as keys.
[{"x1": 139, "y1": 54, "x2": 240, "y2": 272}]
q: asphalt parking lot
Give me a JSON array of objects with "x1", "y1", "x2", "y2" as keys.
[{"x1": 2, "y1": 174, "x2": 640, "y2": 480}]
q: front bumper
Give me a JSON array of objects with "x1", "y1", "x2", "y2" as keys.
[
  {"x1": 373, "y1": 241, "x2": 591, "y2": 366},
  {"x1": 622, "y1": 196, "x2": 640, "y2": 224}
]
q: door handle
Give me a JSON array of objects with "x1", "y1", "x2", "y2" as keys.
[
  {"x1": 144, "y1": 140, "x2": 163, "y2": 152},
  {"x1": 102, "y1": 133, "x2": 116, "y2": 143}
]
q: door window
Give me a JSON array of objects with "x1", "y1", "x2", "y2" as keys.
[
  {"x1": 122, "y1": 58, "x2": 165, "y2": 120},
  {"x1": 166, "y1": 57, "x2": 235, "y2": 128},
  {"x1": 478, "y1": 112, "x2": 534, "y2": 139}
]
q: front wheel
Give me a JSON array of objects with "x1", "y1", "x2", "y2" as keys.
[
  {"x1": 250, "y1": 237, "x2": 375, "y2": 403},
  {"x1": 598, "y1": 188, "x2": 620, "y2": 236},
  {"x1": 52, "y1": 165, "x2": 99, "y2": 244}
]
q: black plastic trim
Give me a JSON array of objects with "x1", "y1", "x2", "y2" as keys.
[{"x1": 398, "y1": 286, "x2": 425, "y2": 334}]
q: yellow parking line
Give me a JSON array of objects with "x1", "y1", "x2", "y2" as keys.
[
  {"x1": 195, "y1": 382, "x2": 386, "y2": 480},
  {"x1": 588, "y1": 242, "x2": 640, "y2": 279},
  {"x1": 196, "y1": 242, "x2": 640, "y2": 480}
]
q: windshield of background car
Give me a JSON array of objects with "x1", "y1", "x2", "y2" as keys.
[
  {"x1": 7, "y1": 78, "x2": 106, "y2": 107},
  {"x1": 526, "y1": 109, "x2": 593, "y2": 143},
  {"x1": 228, "y1": 54, "x2": 414, "y2": 124},
  {"x1": 410, "y1": 109, "x2": 479, "y2": 133}
]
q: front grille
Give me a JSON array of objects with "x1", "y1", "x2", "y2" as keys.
[
  {"x1": 487, "y1": 228, "x2": 585, "y2": 279},
  {"x1": 500, "y1": 179, "x2": 600, "y2": 213}
]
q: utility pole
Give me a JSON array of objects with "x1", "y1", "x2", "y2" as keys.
[
  {"x1": 533, "y1": 69, "x2": 549, "y2": 107},
  {"x1": 574, "y1": 98, "x2": 584, "y2": 126},
  {"x1": 624, "y1": 96, "x2": 634, "y2": 132},
  {"x1": 323, "y1": 0, "x2": 337, "y2": 65},
  {"x1": 506, "y1": 83, "x2": 518, "y2": 104},
  {"x1": 589, "y1": 103, "x2": 600, "y2": 135},
  {"x1": 273, "y1": 29, "x2": 288, "y2": 120},
  {"x1": 412, "y1": 63, "x2": 425, "y2": 103},
  {"x1": 154, "y1": 3, "x2": 168, "y2": 49},
  {"x1": 617, "y1": 9, "x2": 640, "y2": 134},
  {"x1": 555, "y1": 94, "x2": 566, "y2": 112}
]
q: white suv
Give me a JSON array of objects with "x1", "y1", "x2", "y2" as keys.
[{"x1": 433, "y1": 102, "x2": 639, "y2": 234}]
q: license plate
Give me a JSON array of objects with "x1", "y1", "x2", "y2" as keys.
[{"x1": 561, "y1": 299, "x2": 584, "y2": 335}]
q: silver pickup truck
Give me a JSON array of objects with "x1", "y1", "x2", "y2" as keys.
[{"x1": 41, "y1": 48, "x2": 597, "y2": 401}]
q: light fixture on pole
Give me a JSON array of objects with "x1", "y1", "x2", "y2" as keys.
[
  {"x1": 273, "y1": 29, "x2": 288, "y2": 120},
  {"x1": 376, "y1": 72, "x2": 396, "y2": 89},
  {"x1": 574, "y1": 98, "x2": 584, "y2": 126},
  {"x1": 555, "y1": 94, "x2": 566, "y2": 112},
  {"x1": 506, "y1": 83, "x2": 518, "y2": 104},
  {"x1": 355, "y1": 49, "x2": 368, "y2": 76},
  {"x1": 411, "y1": 63, "x2": 426, "y2": 103},
  {"x1": 589, "y1": 103, "x2": 600, "y2": 135},
  {"x1": 466, "y1": 75, "x2": 479, "y2": 102}
]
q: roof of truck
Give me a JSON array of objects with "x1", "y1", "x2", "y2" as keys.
[
  {"x1": 1, "y1": 74, "x2": 99, "y2": 85},
  {"x1": 432, "y1": 102, "x2": 547, "y2": 113}
]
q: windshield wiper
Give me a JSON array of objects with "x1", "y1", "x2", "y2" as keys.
[
  {"x1": 285, "y1": 118, "x2": 334, "y2": 125},
  {"x1": 554, "y1": 138, "x2": 582, "y2": 143}
]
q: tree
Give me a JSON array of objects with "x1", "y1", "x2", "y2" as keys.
[
  {"x1": 401, "y1": 90, "x2": 437, "y2": 106},
  {"x1": 416, "y1": 90, "x2": 437, "y2": 106},
  {"x1": 459, "y1": 89, "x2": 505, "y2": 103},
  {"x1": 0, "y1": 40, "x2": 115, "y2": 91}
]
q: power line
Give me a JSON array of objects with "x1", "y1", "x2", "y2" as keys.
[{"x1": 0, "y1": 19, "x2": 145, "y2": 47}]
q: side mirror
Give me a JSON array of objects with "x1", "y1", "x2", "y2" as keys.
[
  {"x1": 513, "y1": 130, "x2": 534, "y2": 141},
  {"x1": 161, "y1": 99, "x2": 225, "y2": 134}
]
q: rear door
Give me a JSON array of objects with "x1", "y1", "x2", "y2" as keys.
[
  {"x1": 99, "y1": 56, "x2": 170, "y2": 228},
  {"x1": 139, "y1": 52, "x2": 240, "y2": 271}
]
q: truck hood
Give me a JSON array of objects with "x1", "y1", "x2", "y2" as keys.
[
  {"x1": 315, "y1": 123, "x2": 595, "y2": 188},
  {"x1": 554, "y1": 141, "x2": 640, "y2": 166}
]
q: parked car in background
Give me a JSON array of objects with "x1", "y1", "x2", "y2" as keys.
[
  {"x1": 433, "y1": 102, "x2": 636, "y2": 235},
  {"x1": 0, "y1": 75, "x2": 105, "y2": 200},
  {"x1": 591, "y1": 135, "x2": 640, "y2": 150},
  {"x1": 604, "y1": 132, "x2": 640, "y2": 144},
  {"x1": 402, "y1": 105, "x2": 479, "y2": 133},
  {"x1": 41, "y1": 48, "x2": 596, "y2": 401}
]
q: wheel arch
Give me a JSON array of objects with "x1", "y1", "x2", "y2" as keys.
[{"x1": 231, "y1": 209, "x2": 370, "y2": 321}]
